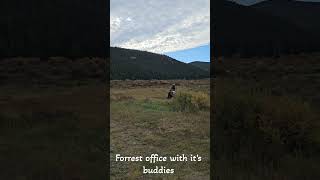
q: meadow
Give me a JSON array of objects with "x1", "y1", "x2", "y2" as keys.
[
  {"x1": 0, "y1": 57, "x2": 107, "y2": 179},
  {"x1": 213, "y1": 54, "x2": 320, "y2": 180},
  {"x1": 110, "y1": 79, "x2": 210, "y2": 179},
  {"x1": 2, "y1": 54, "x2": 319, "y2": 179}
]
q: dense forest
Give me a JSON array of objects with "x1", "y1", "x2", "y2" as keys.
[
  {"x1": 111, "y1": 47, "x2": 209, "y2": 80},
  {"x1": 189, "y1": 61, "x2": 210, "y2": 72},
  {"x1": 0, "y1": 0, "x2": 108, "y2": 58}
]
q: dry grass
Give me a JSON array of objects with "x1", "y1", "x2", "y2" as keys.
[
  {"x1": 170, "y1": 91, "x2": 210, "y2": 112},
  {"x1": 0, "y1": 57, "x2": 108, "y2": 179},
  {"x1": 0, "y1": 83, "x2": 107, "y2": 179},
  {"x1": 110, "y1": 80, "x2": 210, "y2": 179},
  {"x1": 213, "y1": 61, "x2": 320, "y2": 180}
]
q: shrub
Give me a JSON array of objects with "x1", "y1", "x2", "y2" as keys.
[
  {"x1": 257, "y1": 96, "x2": 317, "y2": 153},
  {"x1": 171, "y1": 92, "x2": 209, "y2": 112},
  {"x1": 191, "y1": 92, "x2": 210, "y2": 111},
  {"x1": 215, "y1": 84, "x2": 319, "y2": 157}
]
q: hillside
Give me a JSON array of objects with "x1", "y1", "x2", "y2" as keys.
[
  {"x1": 0, "y1": 0, "x2": 107, "y2": 58},
  {"x1": 213, "y1": 0, "x2": 319, "y2": 57},
  {"x1": 189, "y1": 61, "x2": 210, "y2": 72},
  {"x1": 110, "y1": 47, "x2": 209, "y2": 80},
  {"x1": 252, "y1": 0, "x2": 320, "y2": 33}
]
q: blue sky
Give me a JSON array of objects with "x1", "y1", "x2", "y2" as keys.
[
  {"x1": 110, "y1": 0, "x2": 210, "y2": 61},
  {"x1": 165, "y1": 44, "x2": 210, "y2": 63}
]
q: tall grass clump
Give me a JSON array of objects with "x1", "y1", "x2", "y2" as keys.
[
  {"x1": 170, "y1": 92, "x2": 209, "y2": 112},
  {"x1": 214, "y1": 81, "x2": 320, "y2": 165},
  {"x1": 212, "y1": 79, "x2": 320, "y2": 179}
]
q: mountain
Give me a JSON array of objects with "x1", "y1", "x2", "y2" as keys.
[
  {"x1": 252, "y1": 0, "x2": 320, "y2": 35},
  {"x1": 110, "y1": 47, "x2": 209, "y2": 80},
  {"x1": 0, "y1": 0, "x2": 107, "y2": 58},
  {"x1": 189, "y1": 61, "x2": 210, "y2": 72},
  {"x1": 213, "y1": 0, "x2": 320, "y2": 58}
]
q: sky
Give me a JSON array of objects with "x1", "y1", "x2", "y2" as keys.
[
  {"x1": 110, "y1": 0, "x2": 210, "y2": 63},
  {"x1": 165, "y1": 44, "x2": 210, "y2": 63}
]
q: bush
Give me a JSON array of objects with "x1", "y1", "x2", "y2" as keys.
[
  {"x1": 256, "y1": 96, "x2": 317, "y2": 153},
  {"x1": 171, "y1": 92, "x2": 209, "y2": 112},
  {"x1": 215, "y1": 84, "x2": 319, "y2": 157}
]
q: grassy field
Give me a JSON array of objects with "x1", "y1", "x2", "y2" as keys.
[
  {"x1": 0, "y1": 58, "x2": 107, "y2": 179},
  {"x1": 3, "y1": 54, "x2": 319, "y2": 179},
  {"x1": 110, "y1": 79, "x2": 210, "y2": 179},
  {"x1": 213, "y1": 54, "x2": 320, "y2": 179}
]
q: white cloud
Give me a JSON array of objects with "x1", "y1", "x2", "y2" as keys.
[{"x1": 110, "y1": 0, "x2": 210, "y2": 53}]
